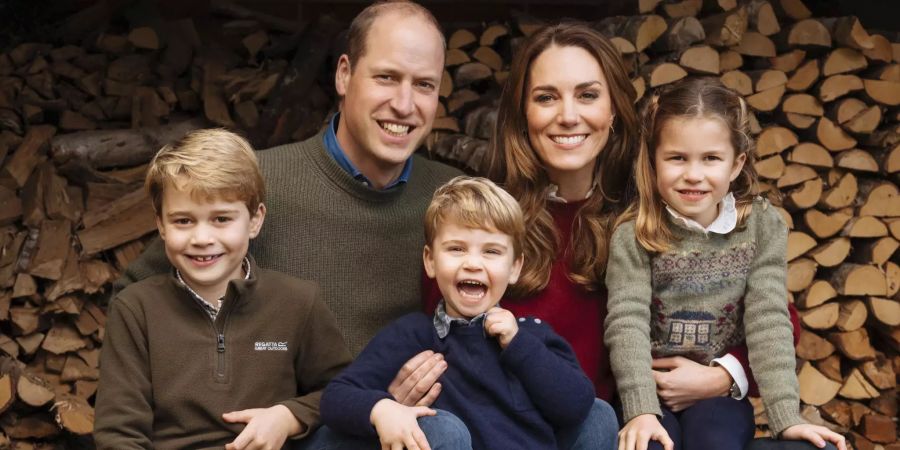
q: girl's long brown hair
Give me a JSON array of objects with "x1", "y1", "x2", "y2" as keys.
[
  {"x1": 487, "y1": 22, "x2": 640, "y2": 297},
  {"x1": 625, "y1": 77, "x2": 759, "y2": 253}
]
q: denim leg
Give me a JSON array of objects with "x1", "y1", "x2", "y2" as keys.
[
  {"x1": 556, "y1": 398, "x2": 618, "y2": 450},
  {"x1": 292, "y1": 409, "x2": 471, "y2": 450},
  {"x1": 745, "y1": 439, "x2": 839, "y2": 450},
  {"x1": 417, "y1": 409, "x2": 473, "y2": 450},
  {"x1": 679, "y1": 397, "x2": 754, "y2": 450},
  {"x1": 647, "y1": 406, "x2": 682, "y2": 450},
  {"x1": 291, "y1": 425, "x2": 379, "y2": 450}
]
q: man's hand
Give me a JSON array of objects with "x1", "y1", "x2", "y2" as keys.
[
  {"x1": 618, "y1": 414, "x2": 673, "y2": 450},
  {"x1": 370, "y1": 399, "x2": 435, "y2": 450},
  {"x1": 652, "y1": 356, "x2": 731, "y2": 411},
  {"x1": 484, "y1": 307, "x2": 518, "y2": 349},
  {"x1": 222, "y1": 405, "x2": 302, "y2": 450},
  {"x1": 782, "y1": 423, "x2": 847, "y2": 450},
  {"x1": 388, "y1": 350, "x2": 447, "y2": 407}
]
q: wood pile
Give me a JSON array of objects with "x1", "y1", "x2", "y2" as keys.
[{"x1": 0, "y1": 0, "x2": 896, "y2": 447}]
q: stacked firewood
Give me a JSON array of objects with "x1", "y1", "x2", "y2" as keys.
[{"x1": 0, "y1": 0, "x2": 897, "y2": 447}]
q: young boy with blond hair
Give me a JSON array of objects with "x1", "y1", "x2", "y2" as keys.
[
  {"x1": 319, "y1": 176, "x2": 595, "y2": 450},
  {"x1": 95, "y1": 129, "x2": 351, "y2": 449}
]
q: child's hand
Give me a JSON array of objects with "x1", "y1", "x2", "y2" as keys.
[
  {"x1": 370, "y1": 399, "x2": 435, "y2": 450},
  {"x1": 618, "y1": 414, "x2": 673, "y2": 450},
  {"x1": 222, "y1": 404, "x2": 303, "y2": 450},
  {"x1": 484, "y1": 307, "x2": 518, "y2": 349},
  {"x1": 782, "y1": 423, "x2": 847, "y2": 450}
]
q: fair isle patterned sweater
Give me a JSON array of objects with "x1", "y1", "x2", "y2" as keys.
[{"x1": 604, "y1": 198, "x2": 804, "y2": 435}]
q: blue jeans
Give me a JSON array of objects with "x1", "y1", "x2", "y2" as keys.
[
  {"x1": 293, "y1": 409, "x2": 471, "y2": 450},
  {"x1": 557, "y1": 398, "x2": 618, "y2": 450},
  {"x1": 746, "y1": 439, "x2": 839, "y2": 450},
  {"x1": 647, "y1": 397, "x2": 755, "y2": 450},
  {"x1": 295, "y1": 398, "x2": 617, "y2": 450}
]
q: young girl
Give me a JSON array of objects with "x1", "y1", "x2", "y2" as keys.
[{"x1": 604, "y1": 78, "x2": 846, "y2": 450}]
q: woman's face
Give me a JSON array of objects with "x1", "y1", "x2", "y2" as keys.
[{"x1": 525, "y1": 45, "x2": 615, "y2": 189}]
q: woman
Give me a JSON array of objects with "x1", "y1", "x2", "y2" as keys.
[{"x1": 486, "y1": 21, "x2": 772, "y2": 421}]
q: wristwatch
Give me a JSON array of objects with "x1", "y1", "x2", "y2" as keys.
[{"x1": 728, "y1": 381, "x2": 741, "y2": 399}]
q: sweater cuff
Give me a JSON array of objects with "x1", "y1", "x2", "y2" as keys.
[
  {"x1": 621, "y1": 387, "x2": 662, "y2": 423},
  {"x1": 499, "y1": 325, "x2": 544, "y2": 368},
  {"x1": 765, "y1": 399, "x2": 805, "y2": 436},
  {"x1": 278, "y1": 400, "x2": 319, "y2": 440}
]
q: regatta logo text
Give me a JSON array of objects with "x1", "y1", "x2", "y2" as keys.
[{"x1": 254, "y1": 341, "x2": 288, "y2": 351}]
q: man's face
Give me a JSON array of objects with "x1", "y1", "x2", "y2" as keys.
[{"x1": 335, "y1": 12, "x2": 444, "y2": 188}]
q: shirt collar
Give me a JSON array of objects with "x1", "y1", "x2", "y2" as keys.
[
  {"x1": 432, "y1": 299, "x2": 489, "y2": 339},
  {"x1": 547, "y1": 180, "x2": 598, "y2": 204},
  {"x1": 175, "y1": 256, "x2": 251, "y2": 320},
  {"x1": 324, "y1": 113, "x2": 413, "y2": 189},
  {"x1": 665, "y1": 192, "x2": 737, "y2": 234}
]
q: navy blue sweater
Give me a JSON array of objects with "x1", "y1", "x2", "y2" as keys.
[{"x1": 321, "y1": 312, "x2": 595, "y2": 450}]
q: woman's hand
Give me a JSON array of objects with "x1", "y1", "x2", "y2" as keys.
[{"x1": 652, "y1": 356, "x2": 731, "y2": 411}]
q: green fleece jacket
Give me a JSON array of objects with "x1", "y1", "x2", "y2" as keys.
[
  {"x1": 114, "y1": 131, "x2": 463, "y2": 355},
  {"x1": 94, "y1": 257, "x2": 351, "y2": 449},
  {"x1": 605, "y1": 198, "x2": 803, "y2": 435}
]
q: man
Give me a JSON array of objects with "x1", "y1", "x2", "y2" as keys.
[
  {"x1": 115, "y1": 2, "x2": 614, "y2": 448},
  {"x1": 116, "y1": 1, "x2": 461, "y2": 360}
]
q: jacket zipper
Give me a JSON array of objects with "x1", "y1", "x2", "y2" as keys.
[{"x1": 216, "y1": 332, "x2": 226, "y2": 379}]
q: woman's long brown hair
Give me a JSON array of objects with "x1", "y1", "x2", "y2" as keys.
[{"x1": 487, "y1": 22, "x2": 640, "y2": 297}]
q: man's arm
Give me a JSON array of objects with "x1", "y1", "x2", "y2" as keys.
[
  {"x1": 94, "y1": 299, "x2": 154, "y2": 450},
  {"x1": 321, "y1": 315, "x2": 430, "y2": 437}
]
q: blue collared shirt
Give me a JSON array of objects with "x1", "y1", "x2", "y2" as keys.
[
  {"x1": 323, "y1": 113, "x2": 413, "y2": 189},
  {"x1": 432, "y1": 299, "x2": 489, "y2": 339}
]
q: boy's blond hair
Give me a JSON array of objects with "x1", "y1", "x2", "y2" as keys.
[
  {"x1": 424, "y1": 176, "x2": 525, "y2": 257},
  {"x1": 145, "y1": 129, "x2": 265, "y2": 215}
]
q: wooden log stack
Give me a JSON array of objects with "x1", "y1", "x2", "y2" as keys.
[{"x1": 0, "y1": 0, "x2": 897, "y2": 447}]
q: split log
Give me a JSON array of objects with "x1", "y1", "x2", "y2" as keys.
[
  {"x1": 830, "y1": 263, "x2": 887, "y2": 296},
  {"x1": 787, "y1": 142, "x2": 832, "y2": 168},
  {"x1": 756, "y1": 126, "x2": 798, "y2": 157},
  {"x1": 796, "y1": 279, "x2": 837, "y2": 308},
  {"x1": 17, "y1": 373, "x2": 54, "y2": 407},
  {"x1": 823, "y1": 48, "x2": 868, "y2": 76},
  {"x1": 800, "y1": 302, "x2": 839, "y2": 330},
  {"x1": 769, "y1": 49, "x2": 806, "y2": 72},
  {"x1": 857, "y1": 181, "x2": 899, "y2": 218},
  {"x1": 862, "y1": 79, "x2": 900, "y2": 106},
  {"x1": 643, "y1": 62, "x2": 688, "y2": 87},
  {"x1": 52, "y1": 394, "x2": 93, "y2": 435},
  {"x1": 852, "y1": 237, "x2": 898, "y2": 266},
  {"x1": 1, "y1": 126, "x2": 56, "y2": 188},
  {"x1": 860, "y1": 414, "x2": 897, "y2": 444},
  {"x1": 679, "y1": 45, "x2": 719, "y2": 74},
  {"x1": 784, "y1": 19, "x2": 831, "y2": 51},
  {"x1": 76, "y1": 188, "x2": 157, "y2": 255},
  {"x1": 796, "y1": 329, "x2": 836, "y2": 360},
  {"x1": 818, "y1": 74, "x2": 864, "y2": 102},
  {"x1": 783, "y1": 178, "x2": 822, "y2": 210},
  {"x1": 448, "y1": 29, "x2": 477, "y2": 50},
  {"x1": 786, "y1": 59, "x2": 819, "y2": 92},
  {"x1": 866, "y1": 298, "x2": 900, "y2": 327},
  {"x1": 654, "y1": 17, "x2": 706, "y2": 52},
  {"x1": 787, "y1": 231, "x2": 817, "y2": 260},
  {"x1": 818, "y1": 171, "x2": 857, "y2": 210},
  {"x1": 798, "y1": 361, "x2": 841, "y2": 406},
  {"x1": 755, "y1": 155, "x2": 785, "y2": 179},
  {"x1": 746, "y1": 84, "x2": 785, "y2": 112},
  {"x1": 598, "y1": 15, "x2": 667, "y2": 52},
  {"x1": 860, "y1": 356, "x2": 897, "y2": 390},
  {"x1": 808, "y1": 237, "x2": 850, "y2": 267},
  {"x1": 721, "y1": 70, "x2": 753, "y2": 95},
  {"x1": 735, "y1": 31, "x2": 776, "y2": 57},
  {"x1": 839, "y1": 368, "x2": 880, "y2": 400},
  {"x1": 835, "y1": 149, "x2": 878, "y2": 173},
  {"x1": 701, "y1": 6, "x2": 748, "y2": 47},
  {"x1": 816, "y1": 354, "x2": 843, "y2": 383},
  {"x1": 836, "y1": 299, "x2": 868, "y2": 332},
  {"x1": 820, "y1": 17, "x2": 874, "y2": 51}
]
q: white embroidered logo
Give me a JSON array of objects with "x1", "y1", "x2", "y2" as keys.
[{"x1": 254, "y1": 341, "x2": 288, "y2": 351}]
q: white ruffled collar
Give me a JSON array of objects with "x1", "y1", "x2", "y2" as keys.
[
  {"x1": 665, "y1": 192, "x2": 737, "y2": 234},
  {"x1": 547, "y1": 181, "x2": 598, "y2": 204}
]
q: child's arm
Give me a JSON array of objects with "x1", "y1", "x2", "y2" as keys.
[
  {"x1": 743, "y1": 202, "x2": 805, "y2": 435},
  {"x1": 488, "y1": 307, "x2": 595, "y2": 427},
  {"x1": 93, "y1": 299, "x2": 154, "y2": 450},
  {"x1": 603, "y1": 222, "x2": 662, "y2": 423},
  {"x1": 619, "y1": 414, "x2": 674, "y2": 450},
  {"x1": 223, "y1": 288, "x2": 352, "y2": 447},
  {"x1": 320, "y1": 314, "x2": 431, "y2": 438}
]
